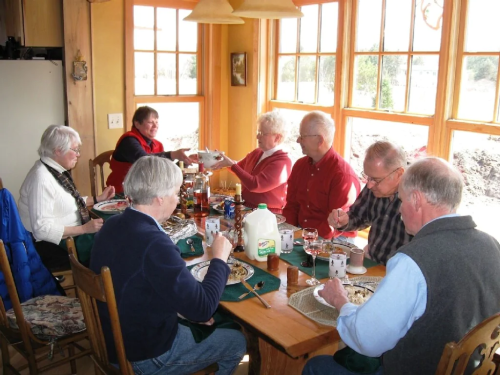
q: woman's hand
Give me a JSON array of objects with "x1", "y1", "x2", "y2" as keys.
[
  {"x1": 211, "y1": 153, "x2": 235, "y2": 170},
  {"x1": 211, "y1": 233, "x2": 232, "y2": 261},
  {"x1": 83, "y1": 218, "x2": 104, "y2": 234},
  {"x1": 171, "y1": 148, "x2": 196, "y2": 166},
  {"x1": 97, "y1": 186, "x2": 115, "y2": 203}
]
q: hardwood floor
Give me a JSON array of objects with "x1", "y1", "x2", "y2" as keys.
[{"x1": 0, "y1": 342, "x2": 249, "y2": 374}]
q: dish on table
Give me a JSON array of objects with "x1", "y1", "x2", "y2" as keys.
[
  {"x1": 316, "y1": 240, "x2": 359, "y2": 262},
  {"x1": 209, "y1": 194, "x2": 233, "y2": 204},
  {"x1": 313, "y1": 284, "x2": 373, "y2": 308},
  {"x1": 93, "y1": 199, "x2": 128, "y2": 214},
  {"x1": 191, "y1": 260, "x2": 254, "y2": 285}
]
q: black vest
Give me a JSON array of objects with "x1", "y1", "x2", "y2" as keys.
[{"x1": 383, "y1": 216, "x2": 500, "y2": 375}]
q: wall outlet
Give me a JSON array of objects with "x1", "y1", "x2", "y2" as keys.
[{"x1": 108, "y1": 113, "x2": 123, "y2": 129}]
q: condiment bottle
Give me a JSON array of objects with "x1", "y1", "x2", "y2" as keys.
[{"x1": 193, "y1": 163, "x2": 210, "y2": 217}]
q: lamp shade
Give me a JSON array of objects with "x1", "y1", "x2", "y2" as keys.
[
  {"x1": 232, "y1": 0, "x2": 303, "y2": 19},
  {"x1": 184, "y1": 0, "x2": 244, "y2": 24}
]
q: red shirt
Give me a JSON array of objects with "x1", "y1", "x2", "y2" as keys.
[
  {"x1": 230, "y1": 148, "x2": 292, "y2": 213},
  {"x1": 283, "y1": 148, "x2": 361, "y2": 239},
  {"x1": 107, "y1": 127, "x2": 164, "y2": 193}
]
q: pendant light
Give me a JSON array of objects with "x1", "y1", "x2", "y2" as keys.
[
  {"x1": 184, "y1": 0, "x2": 244, "y2": 24},
  {"x1": 232, "y1": 0, "x2": 303, "y2": 19}
]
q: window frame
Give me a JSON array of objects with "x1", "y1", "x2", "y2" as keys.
[{"x1": 125, "y1": 0, "x2": 205, "y2": 147}]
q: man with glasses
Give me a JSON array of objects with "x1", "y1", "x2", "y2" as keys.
[
  {"x1": 283, "y1": 111, "x2": 360, "y2": 240},
  {"x1": 328, "y1": 141, "x2": 411, "y2": 265}
]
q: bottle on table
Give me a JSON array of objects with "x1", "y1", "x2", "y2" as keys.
[
  {"x1": 243, "y1": 203, "x2": 281, "y2": 262},
  {"x1": 193, "y1": 162, "x2": 210, "y2": 217}
]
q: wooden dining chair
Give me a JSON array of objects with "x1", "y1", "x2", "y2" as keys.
[
  {"x1": 435, "y1": 312, "x2": 500, "y2": 375},
  {"x1": 66, "y1": 239, "x2": 218, "y2": 375},
  {"x1": 89, "y1": 150, "x2": 114, "y2": 197},
  {"x1": 0, "y1": 240, "x2": 90, "y2": 374}
]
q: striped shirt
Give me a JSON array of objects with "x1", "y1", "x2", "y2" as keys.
[{"x1": 341, "y1": 186, "x2": 412, "y2": 264}]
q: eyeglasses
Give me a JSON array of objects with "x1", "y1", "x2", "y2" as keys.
[
  {"x1": 361, "y1": 168, "x2": 400, "y2": 186},
  {"x1": 298, "y1": 134, "x2": 319, "y2": 141},
  {"x1": 256, "y1": 131, "x2": 274, "y2": 137},
  {"x1": 69, "y1": 147, "x2": 81, "y2": 155}
]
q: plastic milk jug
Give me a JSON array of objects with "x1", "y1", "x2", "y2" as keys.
[{"x1": 243, "y1": 203, "x2": 281, "y2": 262}]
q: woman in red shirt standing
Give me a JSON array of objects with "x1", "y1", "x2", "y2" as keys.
[
  {"x1": 107, "y1": 106, "x2": 195, "y2": 194},
  {"x1": 212, "y1": 111, "x2": 292, "y2": 214}
]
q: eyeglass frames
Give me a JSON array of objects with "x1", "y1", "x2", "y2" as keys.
[{"x1": 361, "y1": 168, "x2": 400, "y2": 185}]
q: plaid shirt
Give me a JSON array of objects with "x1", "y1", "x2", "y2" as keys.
[{"x1": 341, "y1": 186, "x2": 412, "y2": 265}]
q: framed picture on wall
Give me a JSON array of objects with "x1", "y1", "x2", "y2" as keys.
[{"x1": 231, "y1": 52, "x2": 247, "y2": 87}]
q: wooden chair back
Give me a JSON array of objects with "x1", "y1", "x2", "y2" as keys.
[
  {"x1": 89, "y1": 150, "x2": 114, "y2": 197},
  {"x1": 0, "y1": 240, "x2": 89, "y2": 374},
  {"x1": 435, "y1": 313, "x2": 500, "y2": 375},
  {"x1": 67, "y1": 241, "x2": 133, "y2": 375}
]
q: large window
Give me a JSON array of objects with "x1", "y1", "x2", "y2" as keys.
[
  {"x1": 129, "y1": 2, "x2": 202, "y2": 152},
  {"x1": 269, "y1": 0, "x2": 500, "y2": 242}
]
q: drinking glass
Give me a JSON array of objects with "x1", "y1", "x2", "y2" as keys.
[
  {"x1": 304, "y1": 240, "x2": 323, "y2": 285},
  {"x1": 302, "y1": 228, "x2": 318, "y2": 251},
  {"x1": 221, "y1": 229, "x2": 237, "y2": 262}
]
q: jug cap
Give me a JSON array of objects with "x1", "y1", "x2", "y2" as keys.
[{"x1": 258, "y1": 203, "x2": 267, "y2": 209}]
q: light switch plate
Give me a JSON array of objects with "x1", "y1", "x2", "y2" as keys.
[{"x1": 108, "y1": 113, "x2": 123, "y2": 129}]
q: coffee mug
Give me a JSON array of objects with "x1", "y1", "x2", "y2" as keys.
[
  {"x1": 348, "y1": 248, "x2": 365, "y2": 273},
  {"x1": 280, "y1": 229, "x2": 294, "y2": 254},
  {"x1": 205, "y1": 216, "x2": 220, "y2": 246}
]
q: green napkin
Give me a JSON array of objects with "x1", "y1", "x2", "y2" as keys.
[
  {"x1": 187, "y1": 260, "x2": 281, "y2": 302},
  {"x1": 280, "y1": 240, "x2": 379, "y2": 279},
  {"x1": 59, "y1": 233, "x2": 94, "y2": 266},
  {"x1": 333, "y1": 346, "x2": 381, "y2": 374},
  {"x1": 177, "y1": 236, "x2": 204, "y2": 258},
  {"x1": 178, "y1": 310, "x2": 241, "y2": 343}
]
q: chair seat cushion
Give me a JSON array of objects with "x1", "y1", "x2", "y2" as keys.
[{"x1": 6, "y1": 295, "x2": 86, "y2": 339}]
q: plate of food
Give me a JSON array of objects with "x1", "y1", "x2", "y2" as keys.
[
  {"x1": 313, "y1": 284, "x2": 373, "y2": 308},
  {"x1": 191, "y1": 260, "x2": 254, "y2": 285},
  {"x1": 93, "y1": 199, "x2": 129, "y2": 214},
  {"x1": 316, "y1": 240, "x2": 359, "y2": 262}
]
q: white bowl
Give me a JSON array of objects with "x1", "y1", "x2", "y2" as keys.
[{"x1": 198, "y1": 151, "x2": 223, "y2": 169}]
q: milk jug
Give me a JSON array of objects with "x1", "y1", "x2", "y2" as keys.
[{"x1": 243, "y1": 203, "x2": 281, "y2": 262}]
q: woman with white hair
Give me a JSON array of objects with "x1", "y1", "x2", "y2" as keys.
[
  {"x1": 90, "y1": 156, "x2": 246, "y2": 374},
  {"x1": 212, "y1": 111, "x2": 292, "y2": 213},
  {"x1": 18, "y1": 125, "x2": 115, "y2": 270}
]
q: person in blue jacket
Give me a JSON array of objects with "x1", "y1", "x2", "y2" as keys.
[{"x1": 90, "y1": 156, "x2": 246, "y2": 374}]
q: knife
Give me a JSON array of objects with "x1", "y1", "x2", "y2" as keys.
[{"x1": 240, "y1": 279, "x2": 271, "y2": 309}]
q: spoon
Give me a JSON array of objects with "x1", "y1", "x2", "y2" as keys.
[
  {"x1": 238, "y1": 281, "x2": 265, "y2": 299},
  {"x1": 186, "y1": 238, "x2": 196, "y2": 252}
]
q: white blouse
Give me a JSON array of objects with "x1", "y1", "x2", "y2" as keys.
[{"x1": 18, "y1": 157, "x2": 87, "y2": 244}]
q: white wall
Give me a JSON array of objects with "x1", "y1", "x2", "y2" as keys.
[{"x1": 0, "y1": 60, "x2": 65, "y2": 201}]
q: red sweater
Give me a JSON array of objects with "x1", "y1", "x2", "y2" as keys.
[
  {"x1": 107, "y1": 127, "x2": 164, "y2": 194},
  {"x1": 283, "y1": 148, "x2": 361, "y2": 239},
  {"x1": 230, "y1": 148, "x2": 292, "y2": 214}
]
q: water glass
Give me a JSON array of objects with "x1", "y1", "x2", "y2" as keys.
[{"x1": 205, "y1": 216, "x2": 220, "y2": 246}]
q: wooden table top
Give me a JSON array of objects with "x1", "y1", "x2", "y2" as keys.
[{"x1": 185, "y1": 215, "x2": 386, "y2": 359}]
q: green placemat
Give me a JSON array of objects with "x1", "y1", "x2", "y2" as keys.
[
  {"x1": 280, "y1": 240, "x2": 379, "y2": 278},
  {"x1": 177, "y1": 236, "x2": 204, "y2": 258},
  {"x1": 188, "y1": 260, "x2": 281, "y2": 302}
]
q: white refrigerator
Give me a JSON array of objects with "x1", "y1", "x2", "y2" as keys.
[{"x1": 0, "y1": 60, "x2": 65, "y2": 202}]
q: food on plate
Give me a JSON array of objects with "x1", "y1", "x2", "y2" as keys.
[
  {"x1": 212, "y1": 188, "x2": 236, "y2": 197},
  {"x1": 228, "y1": 261, "x2": 247, "y2": 283},
  {"x1": 100, "y1": 201, "x2": 128, "y2": 212},
  {"x1": 345, "y1": 286, "x2": 372, "y2": 305}
]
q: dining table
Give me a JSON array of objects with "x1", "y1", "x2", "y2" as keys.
[
  {"x1": 184, "y1": 214, "x2": 387, "y2": 375},
  {"x1": 90, "y1": 200, "x2": 386, "y2": 374}
]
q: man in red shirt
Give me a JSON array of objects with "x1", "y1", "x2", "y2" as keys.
[{"x1": 283, "y1": 111, "x2": 361, "y2": 240}]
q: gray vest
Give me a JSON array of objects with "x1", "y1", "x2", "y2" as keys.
[{"x1": 383, "y1": 216, "x2": 500, "y2": 375}]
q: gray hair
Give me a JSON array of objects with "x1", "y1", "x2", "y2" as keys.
[
  {"x1": 258, "y1": 111, "x2": 287, "y2": 143},
  {"x1": 124, "y1": 156, "x2": 182, "y2": 205},
  {"x1": 38, "y1": 125, "x2": 81, "y2": 158},
  {"x1": 301, "y1": 111, "x2": 335, "y2": 146},
  {"x1": 365, "y1": 141, "x2": 406, "y2": 170},
  {"x1": 400, "y1": 157, "x2": 463, "y2": 211}
]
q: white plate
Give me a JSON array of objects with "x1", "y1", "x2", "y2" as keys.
[
  {"x1": 313, "y1": 284, "x2": 374, "y2": 308},
  {"x1": 93, "y1": 199, "x2": 128, "y2": 214},
  {"x1": 317, "y1": 240, "x2": 358, "y2": 262},
  {"x1": 191, "y1": 260, "x2": 254, "y2": 285},
  {"x1": 347, "y1": 265, "x2": 368, "y2": 275},
  {"x1": 209, "y1": 194, "x2": 232, "y2": 204}
]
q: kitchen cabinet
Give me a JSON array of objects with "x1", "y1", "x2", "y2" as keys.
[{"x1": 4, "y1": 0, "x2": 63, "y2": 47}]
